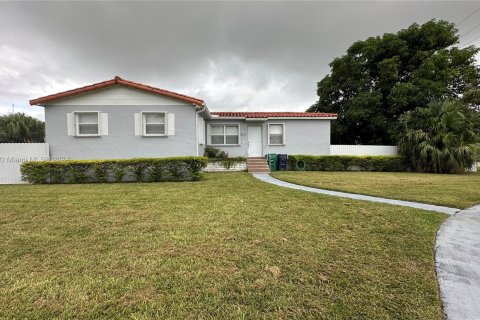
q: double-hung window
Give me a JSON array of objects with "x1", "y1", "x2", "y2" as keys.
[
  {"x1": 210, "y1": 124, "x2": 239, "y2": 145},
  {"x1": 75, "y1": 112, "x2": 99, "y2": 136},
  {"x1": 143, "y1": 112, "x2": 166, "y2": 136},
  {"x1": 268, "y1": 124, "x2": 285, "y2": 145}
]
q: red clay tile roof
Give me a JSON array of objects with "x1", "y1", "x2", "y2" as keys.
[
  {"x1": 29, "y1": 76, "x2": 205, "y2": 106},
  {"x1": 210, "y1": 112, "x2": 337, "y2": 118}
]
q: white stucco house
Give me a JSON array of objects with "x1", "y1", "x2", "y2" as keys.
[{"x1": 30, "y1": 77, "x2": 337, "y2": 163}]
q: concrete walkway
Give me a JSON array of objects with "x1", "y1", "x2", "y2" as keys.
[
  {"x1": 253, "y1": 173, "x2": 480, "y2": 320},
  {"x1": 436, "y1": 205, "x2": 480, "y2": 320},
  {"x1": 253, "y1": 174, "x2": 459, "y2": 215}
]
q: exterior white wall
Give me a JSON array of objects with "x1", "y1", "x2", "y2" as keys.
[
  {"x1": 0, "y1": 143, "x2": 49, "y2": 184},
  {"x1": 40, "y1": 86, "x2": 334, "y2": 159},
  {"x1": 43, "y1": 86, "x2": 200, "y2": 160},
  {"x1": 204, "y1": 161, "x2": 247, "y2": 172},
  {"x1": 330, "y1": 145, "x2": 398, "y2": 156},
  {"x1": 47, "y1": 85, "x2": 189, "y2": 106},
  {"x1": 205, "y1": 119, "x2": 332, "y2": 157}
]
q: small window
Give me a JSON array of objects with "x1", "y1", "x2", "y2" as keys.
[
  {"x1": 143, "y1": 112, "x2": 166, "y2": 136},
  {"x1": 210, "y1": 124, "x2": 239, "y2": 145},
  {"x1": 76, "y1": 112, "x2": 99, "y2": 136},
  {"x1": 268, "y1": 124, "x2": 284, "y2": 145}
]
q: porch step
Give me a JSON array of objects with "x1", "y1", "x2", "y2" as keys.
[{"x1": 247, "y1": 157, "x2": 270, "y2": 173}]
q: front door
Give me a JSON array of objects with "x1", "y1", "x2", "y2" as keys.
[{"x1": 247, "y1": 126, "x2": 262, "y2": 157}]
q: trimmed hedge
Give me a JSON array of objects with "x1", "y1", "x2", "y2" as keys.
[
  {"x1": 21, "y1": 157, "x2": 208, "y2": 184},
  {"x1": 287, "y1": 155, "x2": 407, "y2": 172}
]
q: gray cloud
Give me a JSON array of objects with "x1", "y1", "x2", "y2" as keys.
[{"x1": 0, "y1": 1, "x2": 479, "y2": 120}]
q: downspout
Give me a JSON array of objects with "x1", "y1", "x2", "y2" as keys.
[{"x1": 195, "y1": 105, "x2": 206, "y2": 156}]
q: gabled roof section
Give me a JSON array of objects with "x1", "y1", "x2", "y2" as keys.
[
  {"x1": 29, "y1": 76, "x2": 205, "y2": 106},
  {"x1": 210, "y1": 112, "x2": 337, "y2": 119}
]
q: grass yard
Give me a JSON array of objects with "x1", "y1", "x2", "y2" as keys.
[
  {"x1": 272, "y1": 171, "x2": 480, "y2": 209},
  {"x1": 0, "y1": 173, "x2": 445, "y2": 319}
]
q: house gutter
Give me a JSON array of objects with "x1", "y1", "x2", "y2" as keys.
[{"x1": 195, "y1": 104, "x2": 207, "y2": 156}]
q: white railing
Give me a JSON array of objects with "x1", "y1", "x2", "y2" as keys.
[
  {"x1": 0, "y1": 143, "x2": 49, "y2": 184},
  {"x1": 330, "y1": 145, "x2": 398, "y2": 156}
]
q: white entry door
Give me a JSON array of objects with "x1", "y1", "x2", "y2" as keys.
[{"x1": 247, "y1": 126, "x2": 262, "y2": 157}]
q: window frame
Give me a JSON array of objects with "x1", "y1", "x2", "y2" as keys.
[
  {"x1": 74, "y1": 111, "x2": 100, "y2": 137},
  {"x1": 208, "y1": 123, "x2": 240, "y2": 146},
  {"x1": 268, "y1": 123, "x2": 285, "y2": 145},
  {"x1": 142, "y1": 111, "x2": 167, "y2": 137}
]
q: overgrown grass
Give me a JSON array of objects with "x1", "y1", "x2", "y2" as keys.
[
  {"x1": 0, "y1": 173, "x2": 445, "y2": 319},
  {"x1": 272, "y1": 171, "x2": 480, "y2": 209}
]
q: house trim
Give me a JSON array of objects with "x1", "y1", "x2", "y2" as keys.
[
  {"x1": 268, "y1": 123, "x2": 286, "y2": 146},
  {"x1": 74, "y1": 111, "x2": 101, "y2": 137},
  {"x1": 207, "y1": 123, "x2": 241, "y2": 146},
  {"x1": 30, "y1": 76, "x2": 205, "y2": 106}
]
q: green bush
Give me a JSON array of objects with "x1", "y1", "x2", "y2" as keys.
[
  {"x1": 21, "y1": 157, "x2": 208, "y2": 184},
  {"x1": 203, "y1": 146, "x2": 228, "y2": 159},
  {"x1": 204, "y1": 146, "x2": 246, "y2": 169},
  {"x1": 287, "y1": 155, "x2": 407, "y2": 172}
]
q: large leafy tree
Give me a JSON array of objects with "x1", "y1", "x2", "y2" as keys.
[
  {"x1": 0, "y1": 113, "x2": 45, "y2": 143},
  {"x1": 398, "y1": 100, "x2": 480, "y2": 173},
  {"x1": 309, "y1": 20, "x2": 480, "y2": 144}
]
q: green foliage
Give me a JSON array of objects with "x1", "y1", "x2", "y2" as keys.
[
  {"x1": 204, "y1": 146, "x2": 246, "y2": 169},
  {"x1": 147, "y1": 163, "x2": 164, "y2": 182},
  {"x1": 309, "y1": 20, "x2": 480, "y2": 144},
  {"x1": 216, "y1": 157, "x2": 246, "y2": 169},
  {"x1": 463, "y1": 88, "x2": 480, "y2": 111},
  {"x1": 203, "y1": 146, "x2": 228, "y2": 159},
  {"x1": 398, "y1": 100, "x2": 480, "y2": 173},
  {"x1": 20, "y1": 157, "x2": 208, "y2": 184},
  {"x1": 69, "y1": 163, "x2": 89, "y2": 184},
  {"x1": 130, "y1": 161, "x2": 148, "y2": 182},
  {"x1": 287, "y1": 155, "x2": 406, "y2": 172},
  {"x1": 93, "y1": 163, "x2": 110, "y2": 183},
  {"x1": 0, "y1": 113, "x2": 45, "y2": 143},
  {"x1": 111, "y1": 163, "x2": 126, "y2": 182}
]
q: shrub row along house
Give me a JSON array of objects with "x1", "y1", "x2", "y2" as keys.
[{"x1": 30, "y1": 77, "x2": 337, "y2": 169}]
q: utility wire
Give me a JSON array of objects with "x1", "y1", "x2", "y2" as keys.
[
  {"x1": 460, "y1": 22, "x2": 480, "y2": 38},
  {"x1": 461, "y1": 33, "x2": 480, "y2": 47},
  {"x1": 457, "y1": 6, "x2": 480, "y2": 26}
]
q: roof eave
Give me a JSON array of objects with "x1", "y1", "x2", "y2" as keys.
[
  {"x1": 266, "y1": 117, "x2": 337, "y2": 120},
  {"x1": 29, "y1": 77, "x2": 205, "y2": 107}
]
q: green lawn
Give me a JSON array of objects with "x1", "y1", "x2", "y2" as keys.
[
  {"x1": 272, "y1": 171, "x2": 480, "y2": 209},
  {"x1": 0, "y1": 173, "x2": 445, "y2": 319}
]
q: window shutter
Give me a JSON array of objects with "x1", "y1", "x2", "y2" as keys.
[
  {"x1": 167, "y1": 113, "x2": 175, "y2": 136},
  {"x1": 99, "y1": 113, "x2": 108, "y2": 136},
  {"x1": 67, "y1": 112, "x2": 75, "y2": 136},
  {"x1": 134, "y1": 113, "x2": 142, "y2": 136}
]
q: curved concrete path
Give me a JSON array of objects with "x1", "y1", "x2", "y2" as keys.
[
  {"x1": 253, "y1": 173, "x2": 480, "y2": 320},
  {"x1": 253, "y1": 174, "x2": 459, "y2": 215},
  {"x1": 436, "y1": 205, "x2": 480, "y2": 320}
]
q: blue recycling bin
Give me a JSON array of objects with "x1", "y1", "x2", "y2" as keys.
[{"x1": 277, "y1": 154, "x2": 288, "y2": 170}]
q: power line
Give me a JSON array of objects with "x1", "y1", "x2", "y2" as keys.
[
  {"x1": 461, "y1": 34, "x2": 480, "y2": 48},
  {"x1": 457, "y1": 6, "x2": 480, "y2": 26},
  {"x1": 460, "y1": 22, "x2": 480, "y2": 38}
]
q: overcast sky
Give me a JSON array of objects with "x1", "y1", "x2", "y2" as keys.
[{"x1": 1, "y1": 1, "x2": 479, "y2": 120}]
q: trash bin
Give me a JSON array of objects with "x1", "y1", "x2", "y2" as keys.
[
  {"x1": 266, "y1": 154, "x2": 278, "y2": 172},
  {"x1": 277, "y1": 154, "x2": 288, "y2": 170}
]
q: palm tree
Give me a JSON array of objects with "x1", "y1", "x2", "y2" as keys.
[
  {"x1": 399, "y1": 100, "x2": 480, "y2": 173},
  {"x1": 0, "y1": 113, "x2": 45, "y2": 143}
]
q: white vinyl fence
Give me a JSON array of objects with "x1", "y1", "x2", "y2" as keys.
[
  {"x1": 0, "y1": 143, "x2": 49, "y2": 184},
  {"x1": 330, "y1": 145, "x2": 398, "y2": 156}
]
